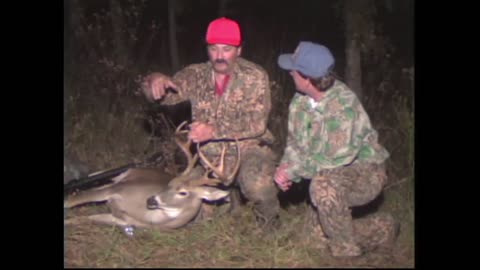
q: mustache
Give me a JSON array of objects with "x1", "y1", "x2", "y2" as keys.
[{"x1": 214, "y1": 59, "x2": 228, "y2": 65}]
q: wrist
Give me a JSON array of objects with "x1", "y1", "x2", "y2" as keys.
[{"x1": 284, "y1": 166, "x2": 295, "y2": 180}]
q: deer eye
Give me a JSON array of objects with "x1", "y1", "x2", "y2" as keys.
[{"x1": 178, "y1": 191, "x2": 188, "y2": 196}]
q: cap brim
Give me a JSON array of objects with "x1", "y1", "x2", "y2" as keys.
[{"x1": 278, "y1": 54, "x2": 295, "y2": 70}]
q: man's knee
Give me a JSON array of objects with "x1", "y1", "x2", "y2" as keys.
[
  {"x1": 236, "y1": 149, "x2": 278, "y2": 202},
  {"x1": 238, "y1": 179, "x2": 279, "y2": 210},
  {"x1": 347, "y1": 163, "x2": 386, "y2": 205},
  {"x1": 309, "y1": 163, "x2": 385, "y2": 208},
  {"x1": 309, "y1": 175, "x2": 344, "y2": 210}
]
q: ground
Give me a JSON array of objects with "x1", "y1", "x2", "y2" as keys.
[{"x1": 64, "y1": 174, "x2": 414, "y2": 268}]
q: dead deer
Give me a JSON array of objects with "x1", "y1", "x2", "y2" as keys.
[{"x1": 64, "y1": 121, "x2": 241, "y2": 231}]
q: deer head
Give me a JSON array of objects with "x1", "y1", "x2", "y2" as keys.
[{"x1": 147, "y1": 121, "x2": 241, "y2": 219}]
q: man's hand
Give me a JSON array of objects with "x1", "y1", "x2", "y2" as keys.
[
  {"x1": 274, "y1": 163, "x2": 293, "y2": 191},
  {"x1": 189, "y1": 121, "x2": 215, "y2": 143},
  {"x1": 142, "y1": 72, "x2": 178, "y2": 101}
]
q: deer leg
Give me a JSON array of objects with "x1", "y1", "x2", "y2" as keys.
[
  {"x1": 87, "y1": 214, "x2": 131, "y2": 226},
  {"x1": 65, "y1": 214, "x2": 130, "y2": 227}
]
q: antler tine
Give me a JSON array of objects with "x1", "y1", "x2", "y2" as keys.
[
  {"x1": 218, "y1": 142, "x2": 226, "y2": 174},
  {"x1": 196, "y1": 138, "x2": 241, "y2": 185},
  {"x1": 174, "y1": 121, "x2": 198, "y2": 176},
  {"x1": 187, "y1": 169, "x2": 223, "y2": 187},
  {"x1": 197, "y1": 143, "x2": 223, "y2": 180},
  {"x1": 176, "y1": 120, "x2": 188, "y2": 132},
  {"x1": 226, "y1": 138, "x2": 241, "y2": 184}
]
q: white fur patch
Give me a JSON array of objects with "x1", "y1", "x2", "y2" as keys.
[{"x1": 161, "y1": 207, "x2": 181, "y2": 218}]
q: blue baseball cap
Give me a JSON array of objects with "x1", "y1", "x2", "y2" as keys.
[{"x1": 278, "y1": 41, "x2": 335, "y2": 78}]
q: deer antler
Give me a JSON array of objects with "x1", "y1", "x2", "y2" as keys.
[
  {"x1": 196, "y1": 138, "x2": 241, "y2": 186},
  {"x1": 174, "y1": 121, "x2": 199, "y2": 176}
]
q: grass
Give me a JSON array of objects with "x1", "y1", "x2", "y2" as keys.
[{"x1": 65, "y1": 196, "x2": 414, "y2": 267}]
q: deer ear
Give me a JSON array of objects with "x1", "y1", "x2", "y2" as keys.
[{"x1": 198, "y1": 187, "x2": 230, "y2": 201}]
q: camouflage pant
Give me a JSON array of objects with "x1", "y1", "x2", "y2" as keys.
[
  {"x1": 309, "y1": 161, "x2": 398, "y2": 257},
  {"x1": 200, "y1": 144, "x2": 280, "y2": 226}
]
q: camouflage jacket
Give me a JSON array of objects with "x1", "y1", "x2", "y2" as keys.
[
  {"x1": 280, "y1": 80, "x2": 390, "y2": 183},
  {"x1": 161, "y1": 57, "x2": 274, "y2": 155}
]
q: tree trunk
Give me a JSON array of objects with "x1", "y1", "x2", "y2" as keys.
[
  {"x1": 343, "y1": 0, "x2": 364, "y2": 100},
  {"x1": 344, "y1": 39, "x2": 362, "y2": 100},
  {"x1": 110, "y1": 0, "x2": 128, "y2": 67},
  {"x1": 168, "y1": 0, "x2": 180, "y2": 71}
]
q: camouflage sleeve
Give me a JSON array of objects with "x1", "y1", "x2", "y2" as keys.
[
  {"x1": 213, "y1": 72, "x2": 271, "y2": 140},
  {"x1": 159, "y1": 66, "x2": 197, "y2": 105},
  {"x1": 279, "y1": 102, "x2": 304, "y2": 183},
  {"x1": 313, "y1": 93, "x2": 363, "y2": 168},
  {"x1": 280, "y1": 138, "x2": 304, "y2": 183}
]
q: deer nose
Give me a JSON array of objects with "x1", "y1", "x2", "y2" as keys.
[{"x1": 146, "y1": 196, "x2": 159, "y2": 209}]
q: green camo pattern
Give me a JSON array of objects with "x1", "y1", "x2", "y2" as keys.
[{"x1": 280, "y1": 80, "x2": 389, "y2": 182}]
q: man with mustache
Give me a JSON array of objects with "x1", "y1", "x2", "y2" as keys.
[{"x1": 142, "y1": 17, "x2": 280, "y2": 229}]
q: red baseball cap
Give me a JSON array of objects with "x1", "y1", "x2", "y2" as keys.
[{"x1": 206, "y1": 17, "x2": 242, "y2": 46}]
